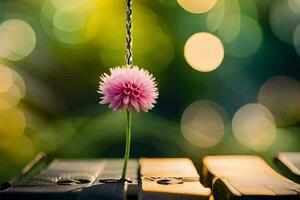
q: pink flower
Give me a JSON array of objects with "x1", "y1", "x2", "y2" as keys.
[{"x1": 98, "y1": 66, "x2": 158, "y2": 112}]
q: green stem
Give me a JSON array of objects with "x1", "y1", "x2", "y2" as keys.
[{"x1": 121, "y1": 109, "x2": 131, "y2": 180}]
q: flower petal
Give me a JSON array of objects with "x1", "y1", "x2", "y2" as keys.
[{"x1": 98, "y1": 65, "x2": 158, "y2": 112}]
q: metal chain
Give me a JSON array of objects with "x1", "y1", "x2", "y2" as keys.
[{"x1": 125, "y1": 0, "x2": 133, "y2": 65}]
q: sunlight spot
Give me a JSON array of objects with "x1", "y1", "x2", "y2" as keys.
[
  {"x1": 258, "y1": 76, "x2": 300, "y2": 126},
  {"x1": 41, "y1": 0, "x2": 100, "y2": 44},
  {"x1": 270, "y1": 0, "x2": 300, "y2": 44},
  {"x1": 181, "y1": 100, "x2": 225, "y2": 148},
  {"x1": 177, "y1": 0, "x2": 218, "y2": 14},
  {"x1": 288, "y1": 0, "x2": 300, "y2": 15},
  {"x1": 53, "y1": 8, "x2": 87, "y2": 32},
  {"x1": 0, "y1": 64, "x2": 26, "y2": 110},
  {"x1": 184, "y1": 32, "x2": 224, "y2": 72},
  {"x1": 0, "y1": 19, "x2": 36, "y2": 61},
  {"x1": 206, "y1": 0, "x2": 225, "y2": 32},
  {"x1": 0, "y1": 64, "x2": 13, "y2": 93},
  {"x1": 232, "y1": 103, "x2": 276, "y2": 151},
  {"x1": 226, "y1": 15, "x2": 263, "y2": 58},
  {"x1": 214, "y1": 0, "x2": 241, "y2": 43}
]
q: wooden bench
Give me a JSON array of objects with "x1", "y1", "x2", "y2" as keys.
[
  {"x1": 2, "y1": 155, "x2": 300, "y2": 199},
  {"x1": 202, "y1": 155, "x2": 300, "y2": 200}
]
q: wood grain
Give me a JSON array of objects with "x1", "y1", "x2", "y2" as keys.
[
  {"x1": 276, "y1": 152, "x2": 300, "y2": 177},
  {"x1": 202, "y1": 155, "x2": 300, "y2": 200},
  {"x1": 84, "y1": 159, "x2": 138, "y2": 200},
  {"x1": 0, "y1": 159, "x2": 138, "y2": 200},
  {"x1": 139, "y1": 158, "x2": 211, "y2": 200}
]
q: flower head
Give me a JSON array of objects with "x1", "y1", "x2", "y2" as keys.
[{"x1": 98, "y1": 66, "x2": 158, "y2": 112}]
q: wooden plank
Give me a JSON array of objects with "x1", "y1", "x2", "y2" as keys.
[
  {"x1": 80, "y1": 159, "x2": 138, "y2": 200},
  {"x1": 0, "y1": 159, "x2": 139, "y2": 200},
  {"x1": 0, "y1": 159, "x2": 106, "y2": 199},
  {"x1": 275, "y1": 152, "x2": 300, "y2": 177},
  {"x1": 202, "y1": 155, "x2": 300, "y2": 200},
  {"x1": 139, "y1": 158, "x2": 211, "y2": 200}
]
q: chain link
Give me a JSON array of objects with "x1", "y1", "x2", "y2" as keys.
[{"x1": 125, "y1": 0, "x2": 133, "y2": 65}]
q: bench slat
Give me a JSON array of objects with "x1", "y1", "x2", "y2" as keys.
[
  {"x1": 276, "y1": 152, "x2": 300, "y2": 177},
  {"x1": 83, "y1": 159, "x2": 138, "y2": 200},
  {"x1": 139, "y1": 158, "x2": 211, "y2": 200},
  {"x1": 202, "y1": 155, "x2": 300, "y2": 200}
]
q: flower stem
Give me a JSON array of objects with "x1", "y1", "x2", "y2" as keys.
[{"x1": 121, "y1": 109, "x2": 131, "y2": 180}]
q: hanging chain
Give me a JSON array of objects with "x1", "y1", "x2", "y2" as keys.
[{"x1": 125, "y1": 0, "x2": 133, "y2": 65}]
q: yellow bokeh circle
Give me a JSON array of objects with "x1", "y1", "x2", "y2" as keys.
[
  {"x1": 0, "y1": 19, "x2": 36, "y2": 61},
  {"x1": 258, "y1": 75, "x2": 300, "y2": 126},
  {"x1": 232, "y1": 103, "x2": 276, "y2": 151},
  {"x1": 184, "y1": 32, "x2": 224, "y2": 72},
  {"x1": 181, "y1": 100, "x2": 225, "y2": 148},
  {"x1": 177, "y1": 0, "x2": 218, "y2": 14}
]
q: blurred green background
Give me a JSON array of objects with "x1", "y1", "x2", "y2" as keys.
[{"x1": 0, "y1": 0, "x2": 300, "y2": 183}]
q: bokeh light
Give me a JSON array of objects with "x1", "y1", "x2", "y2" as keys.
[
  {"x1": 232, "y1": 103, "x2": 276, "y2": 151},
  {"x1": 184, "y1": 32, "x2": 224, "y2": 72},
  {"x1": 53, "y1": 8, "x2": 87, "y2": 32},
  {"x1": 0, "y1": 84, "x2": 22, "y2": 110},
  {"x1": 207, "y1": 0, "x2": 241, "y2": 43},
  {"x1": 206, "y1": 0, "x2": 225, "y2": 32},
  {"x1": 288, "y1": 0, "x2": 300, "y2": 15},
  {"x1": 217, "y1": 14, "x2": 241, "y2": 44},
  {"x1": 40, "y1": 0, "x2": 100, "y2": 44},
  {"x1": 258, "y1": 76, "x2": 300, "y2": 126},
  {"x1": 226, "y1": 15, "x2": 263, "y2": 58},
  {"x1": 0, "y1": 64, "x2": 26, "y2": 110},
  {"x1": 270, "y1": 0, "x2": 300, "y2": 44},
  {"x1": 181, "y1": 100, "x2": 225, "y2": 148},
  {"x1": 0, "y1": 19, "x2": 36, "y2": 61},
  {"x1": 0, "y1": 64, "x2": 13, "y2": 93},
  {"x1": 10, "y1": 67, "x2": 26, "y2": 99},
  {"x1": 0, "y1": 47, "x2": 32, "y2": 165},
  {"x1": 177, "y1": 0, "x2": 218, "y2": 14}
]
